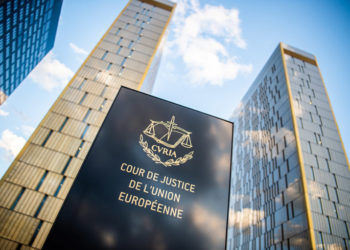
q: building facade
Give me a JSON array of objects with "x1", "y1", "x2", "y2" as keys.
[
  {"x1": 228, "y1": 43, "x2": 350, "y2": 249},
  {"x1": 0, "y1": 0, "x2": 175, "y2": 248},
  {"x1": 0, "y1": 0, "x2": 63, "y2": 105}
]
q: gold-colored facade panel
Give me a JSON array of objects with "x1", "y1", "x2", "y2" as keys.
[
  {"x1": 81, "y1": 94, "x2": 104, "y2": 110},
  {"x1": 14, "y1": 190, "x2": 44, "y2": 217},
  {"x1": 81, "y1": 81, "x2": 106, "y2": 97},
  {"x1": 41, "y1": 113, "x2": 67, "y2": 132},
  {"x1": 61, "y1": 88, "x2": 85, "y2": 104},
  {"x1": 5, "y1": 163, "x2": 44, "y2": 190},
  {"x1": 37, "y1": 197, "x2": 63, "y2": 223},
  {"x1": 85, "y1": 57, "x2": 109, "y2": 72},
  {"x1": 38, "y1": 173, "x2": 62, "y2": 196},
  {"x1": 139, "y1": 0, "x2": 173, "y2": 12},
  {"x1": 283, "y1": 49, "x2": 316, "y2": 66},
  {"x1": 61, "y1": 119, "x2": 87, "y2": 138},
  {"x1": 0, "y1": 208, "x2": 39, "y2": 244},
  {"x1": 64, "y1": 158, "x2": 83, "y2": 178},
  {"x1": 52, "y1": 100, "x2": 89, "y2": 121},
  {"x1": 20, "y1": 146, "x2": 69, "y2": 173},
  {"x1": 83, "y1": 125, "x2": 99, "y2": 142},
  {"x1": 30, "y1": 128, "x2": 51, "y2": 146},
  {"x1": 101, "y1": 86, "x2": 119, "y2": 101},
  {"x1": 131, "y1": 50, "x2": 151, "y2": 64},
  {"x1": 0, "y1": 182, "x2": 22, "y2": 209},
  {"x1": 150, "y1": 17, "x2": 167, "y2": 28},
  {"x1": 126, "y1": 59, "x2": 148, "y2": 73},
  {"x1": 0, "y1": 237, "x2": 18, "y2": 250},
  {"x1": 84, "y1": 110, "x2": 105, "y2": 127},
  {"x1": 56, "y1": 178, "x2": 74, "y2": 200},
  {"x1": 134, "y1": 42, "x2": 155, "y2": 56},
  {"x1": 76, "y1": 66, "x2": 99, "y2": 80},
  {"x1": 121, "y1": 68, "x2": 143, "y2": 83},
  {"x1": 76, "y1": 141, "x2": 92, "y2": 160},
  {"x1": 45, "y1": 132, "x2": 81, "y2": 156},
  {"x1": 31, "y1": 222, "x2": 52, "y2": 249}
]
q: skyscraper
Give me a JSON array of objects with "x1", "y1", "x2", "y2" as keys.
[
  {"x1": 0, "y1": 0, "x2": 175, "y2": 248},
  {"x1": 0, "y1": 0, "x2": 63, "y2": 105},
  {"x1": 228, "y1": 43, "x2": 350, "y2": 249}
]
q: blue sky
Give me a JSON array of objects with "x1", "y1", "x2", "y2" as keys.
[{"x1": 0, "y1": 0, "x2": 349, "y2": 177}]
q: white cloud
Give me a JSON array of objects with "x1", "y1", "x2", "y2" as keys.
[
  {"x1": 0, "y1": 108, "x2": 9, "y2": 116},
  {"x1": 29, "y1": 52, "x2": 74, "y2": 91},
  {"x1": 0, "y1": 129, "x2": 26, "y2": 160},
  {"x1": 168, "y1": 0, "x2": 252, "y2": 85},
  {"x1": 21, "y1": 125, "x2": 35, "y2": 137},
  {"x1": 69, "y1": 42, "x2": 88, "y2": 56},
  {"x1": 191, "y1": 203, "x2": 226, "y2": 247},
  {"x1": 229, "y1": 207, "x2": 264, "y2": 230}
]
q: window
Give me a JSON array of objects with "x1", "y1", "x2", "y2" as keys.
[
  {"x1": 6, "y1": 1, "x2": 11, "y2": 16},
  {"x1": 106, "y1": 63, "x2": 112, "y2": 70},
  {"x1": 271, "y1": 64, "x2": 276, "y2": 73},
  {"x1": 35, "y1": 171, "x2": 48, "y2": 191},
  {"x1": 79, "y1": 92, "x2": 88, "y2": 105},
  {"x1": 99, "y1": 99, "x2": 107, "y2": 111},
  {"x1": 101, "y1": 51, "x2": 108, "y2": 60},
  {"x1": 81, "y1": 124, "x2": 90, "y2": 139},
  {"x1": 120, "y1": 57, "x2": 127, "y2": 67},
  {"x1": 291, "y1": 68, "x2": 295, "y2": 76},
  {"x1": 54, "y1": 176, "x2": 66, "y2": 197},
  {"x1": 41, "y1": 130, "x2": 53, "y2": 146},
  {"x1": 61, "y1": 157, "x2": 72, "y2": 175},
  {"x1": 115, "y1": 28, "x2": 121, "y2": 35},
  {"x1": 34, "y1": 195, "x2": 48, "y2": 217},
  {"x1": 75, "y1": 140, "x2": 85, "y2": 157},
  {"x1": 0, "y1": 6, "x2": 3, "y2": 21},
  {"x1": 6, "y1": 18, "x2": 10, "y2": 31},
  {"x1": 58, "y1": 117, "x2": 69, "y2": 132},
  {"x1": 117, "y1": 37, "x2": 123, "y2": 45},
  {"x1": 10, "y1": 188, "x2": 25, "y2": 210},
  {"x1": 116, "y1": 46, "x2": 122, "y2": 55},
  {"x1": 83, "y1": 108, "x2": 91, "y2": 122},
  {"x1": 124, "y1": 23, "x2": 129, "y2": 29},
  {"x1": 128, "y1": 40, "x2": 134, "y2": 49}
]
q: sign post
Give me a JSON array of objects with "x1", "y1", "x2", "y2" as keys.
[{"x1": 44, "y1": 87, "x2": 233, "y2": 249}]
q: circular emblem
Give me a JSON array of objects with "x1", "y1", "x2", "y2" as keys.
[{"x1": 139, "y1": 116, "x2": 194, "y2": 167}]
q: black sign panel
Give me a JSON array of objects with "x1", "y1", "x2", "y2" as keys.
[{"x1": 44, "y1": 87, "x2": 233, "y2": 250}]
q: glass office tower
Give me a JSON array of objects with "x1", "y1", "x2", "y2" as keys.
[
  {"x1": 0, "y1": 0, "x2": 63, "y2": 105},
  {"x1": 0, "y1": 0, "x2": 175, "y2": 248},
  {"x1": 228, "y1": 43, "x2": 350, "y2": 249}
]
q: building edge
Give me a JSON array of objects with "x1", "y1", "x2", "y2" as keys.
[{"x1": 280, "y1": 42, "x2": 317, "y2": 250}]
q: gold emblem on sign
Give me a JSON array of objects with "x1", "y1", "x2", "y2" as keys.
[{"x1": 139, "y1": 116, "x2": 194, "y2": 167}]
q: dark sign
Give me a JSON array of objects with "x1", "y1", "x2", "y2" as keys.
[{"x1": 44, "y1": 87, "x2": 233, "y2": 249}]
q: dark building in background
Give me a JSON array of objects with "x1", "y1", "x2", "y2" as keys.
[{"x1": 0, "y1": 0, "x2": 63, "y2": 105}]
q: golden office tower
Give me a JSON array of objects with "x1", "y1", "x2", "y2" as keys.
[
  {"x1": 228, "y1": 43, "x2": 350, "y2": 249},
  {"x1": 0, "y1": 0, "x2": 175, "y2": 249}
]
